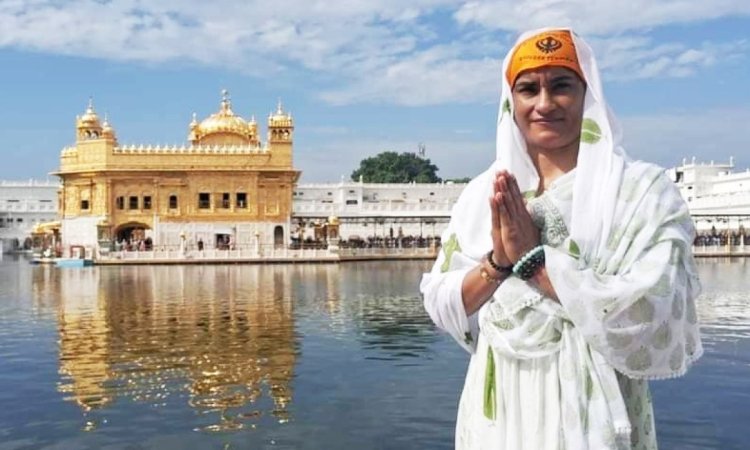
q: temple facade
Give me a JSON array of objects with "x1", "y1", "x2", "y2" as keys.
[{"x1": 53, "y1": 91, "x2": 299, "y2": 254}]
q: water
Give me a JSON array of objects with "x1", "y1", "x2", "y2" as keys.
[{"x1": 0, "y1": 257, "x2": 747, "y2": 449}]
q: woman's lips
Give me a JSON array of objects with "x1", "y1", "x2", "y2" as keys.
[{"x1": 531, "y1": 119, "x2": 564, "y2": 127}]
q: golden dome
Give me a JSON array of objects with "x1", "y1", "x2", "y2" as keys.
[
  {"x1": 101, "y1": 114, "x2": 115, "y2": 136},
  {"x1": 78, "y1": 98, "x2": 101, "y2": 127},
  {"x1": 268, "y1": 99, "x2": 292, "y2": 126},
  {"x1": 190, "y1": 90, "x2": 254, "y2": 144}
]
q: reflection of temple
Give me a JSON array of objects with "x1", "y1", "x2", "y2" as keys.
[
  {"x1": 56, "y1": 269, "x2": 113, "y2": 411},
  {"x1": 53, "y1": 91, "x2": 299, "y2": 255},
  {"x1": 48, "y1": 265, "x2": 297, "y2": 429}
]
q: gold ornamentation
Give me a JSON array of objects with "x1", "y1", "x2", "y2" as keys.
[{"x1": 479, "y1": 265, "x2": 502, "y2": 285}]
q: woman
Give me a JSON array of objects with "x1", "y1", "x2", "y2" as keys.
[{"x1": 421, "y1": 28, "x2": 702, "y2": 450}]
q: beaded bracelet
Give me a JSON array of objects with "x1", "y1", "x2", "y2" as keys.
[
  {"x1": 512, "y1": 245, "x2": 545, "y2": 280},
  {"x1": 486, "y1": 250, "x2": 513, "y2": 275}
]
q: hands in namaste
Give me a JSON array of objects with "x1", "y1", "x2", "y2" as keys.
[{"x1": 489, "y1": 170, "x2": 541, "y2": 267}]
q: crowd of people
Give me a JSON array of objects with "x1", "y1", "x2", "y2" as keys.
[
  {"x1": 114, "y1": 237, "x2": 153, "y2": 252},
  {"x1": 289, "y1": 235, "x2": 441, "y2": 250},
  {"x1": 694, "y1": 227, "x2": 750, "y2": 246}
]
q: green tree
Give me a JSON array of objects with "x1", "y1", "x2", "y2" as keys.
[{"x1": 351, "y1": 151, "x2": 441, "y2": 183}]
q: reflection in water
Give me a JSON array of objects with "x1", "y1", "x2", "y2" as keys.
[
  {"x1": 348, "y1": 262, "x2": 438, "y2": 362},
  {"x1": 356, "y1": 294, "x2": 438, "y2": 362},
  {"x1": 3, "y1": 259, "x2": 748, "y2": 448},
  {"x1": 38, "y1": 265, "x2": 297, "y2": 432},
  {"x1": 695, "y1": 259, "x2": 750, "y2": 341},
  {"x1": 291, "y1": 261, "x2": 439, "y2": 362}
]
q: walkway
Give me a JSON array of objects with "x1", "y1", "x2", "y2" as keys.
[{"x1": 95, "y1": 246, "x2": 438, "y2": 265}]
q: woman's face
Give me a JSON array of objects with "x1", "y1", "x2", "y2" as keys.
[{"x1": 512, "y1": 66, "x2": 586, "y2": 153}]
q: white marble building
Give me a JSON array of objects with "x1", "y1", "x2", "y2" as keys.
[
  {"x1": 292, "y1": 180, "x2": 466, "y2": 240},
  {"x1": 0, "y1": 180, "x2": 59, "y2": 252},
  {"x1": 667, "y1": 157, "x2": 750, "y2": 232}
]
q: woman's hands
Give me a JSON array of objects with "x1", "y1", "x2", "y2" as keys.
[
  {"x1": 490, "y1": 170, "x2": 541, "y2": 265},
  {"x1": 462, "y1": 170, "x2": 550, "y2": 315}
]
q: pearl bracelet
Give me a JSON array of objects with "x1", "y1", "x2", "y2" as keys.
[{"x1": 512, "y1": 245, "x2": 545, "y2": 280}]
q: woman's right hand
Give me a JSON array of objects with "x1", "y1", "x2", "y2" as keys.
[{"x1": 490, "y1": 172, "x2": 513, "y2": 268}]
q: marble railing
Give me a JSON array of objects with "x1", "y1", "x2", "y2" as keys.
[
  {"x1": 62, "y1": 144, "x2": 270, "y2": 155},
  {"x1": 293, "y1": 201, "x2": 454, "y2": 216},
  {"x1": 113, "y1": 144, "x2": 268, "y2": 154},
  {"x1": 0, "y1": 180, "x2": 59, "y2": 187},
  {"x1": 688, "y1": 193, "x2": 750, "y2": 213},
  {"x1": 100, "y1": 245, "x2": 436, "y2": 261}
]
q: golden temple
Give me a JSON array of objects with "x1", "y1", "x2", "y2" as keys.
[{"x1": 53, "y1": 90, "x2": 299, "y2": 253}]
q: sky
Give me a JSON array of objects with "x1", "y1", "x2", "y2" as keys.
[{"x1": 0, "y1": 0, "x2": 748, "y2": 183}]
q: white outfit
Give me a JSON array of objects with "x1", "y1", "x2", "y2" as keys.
[{"x1": 420, "y1": 28, "x2": 702, "y2": 450}]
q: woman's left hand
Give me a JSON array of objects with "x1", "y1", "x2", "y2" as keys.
[{"x1": 494, "y1": 170, "x2": 541, "y2": 263}]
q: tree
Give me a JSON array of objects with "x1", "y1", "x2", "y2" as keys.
[{"x1": 351, "y1": 151, "x2": 441, "y2": 183}]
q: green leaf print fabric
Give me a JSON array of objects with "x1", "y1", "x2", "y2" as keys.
[{"x1": 545, "y1": 162, "x2": 702, "y2": 381}]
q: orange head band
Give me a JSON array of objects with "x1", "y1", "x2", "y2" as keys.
[{"x1": 506, "y1": 30, "x2": 584, "y2": 86}]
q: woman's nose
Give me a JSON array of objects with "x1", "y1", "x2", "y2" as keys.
[{"x1": 535, "y1": 88, "x2": 556, "y2": 114}]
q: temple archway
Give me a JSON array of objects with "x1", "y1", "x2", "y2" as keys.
[
  {"x1": 274, "y1": 226, "x2": 284, "y2": 249},
  {"x1": 114, "y1": 222, "x2": 151, "y2": 250}
]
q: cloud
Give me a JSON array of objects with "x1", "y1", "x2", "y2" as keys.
[
  {"x1": 318, "y1": 34, "x2": 747, "y2": 105},
  {"x1": 454, "y1": 0, "x2": 750, "y2": 35},
  {"x1": 592, "y1": 36, "x2": 749, "y2": 81},
  {"x1": 0, "y1": 0, "x2": 747, "y2": 105},
  {"x1": 318, "y1": 49, "x2": 502, "y2": 105}
]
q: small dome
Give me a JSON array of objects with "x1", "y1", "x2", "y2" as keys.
[
  {"x1": 101, "y1": 114, "x2": 115, "y2": 135},
  {"x1": 78, "y1": 98, "x2": 101, "y2": 126},
  {"x1": 269, "y1": 99, "x2": 292, "y2": 126},
  {"x1": 328, "y1": 215, "x2": 340, "y2": 225}
]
